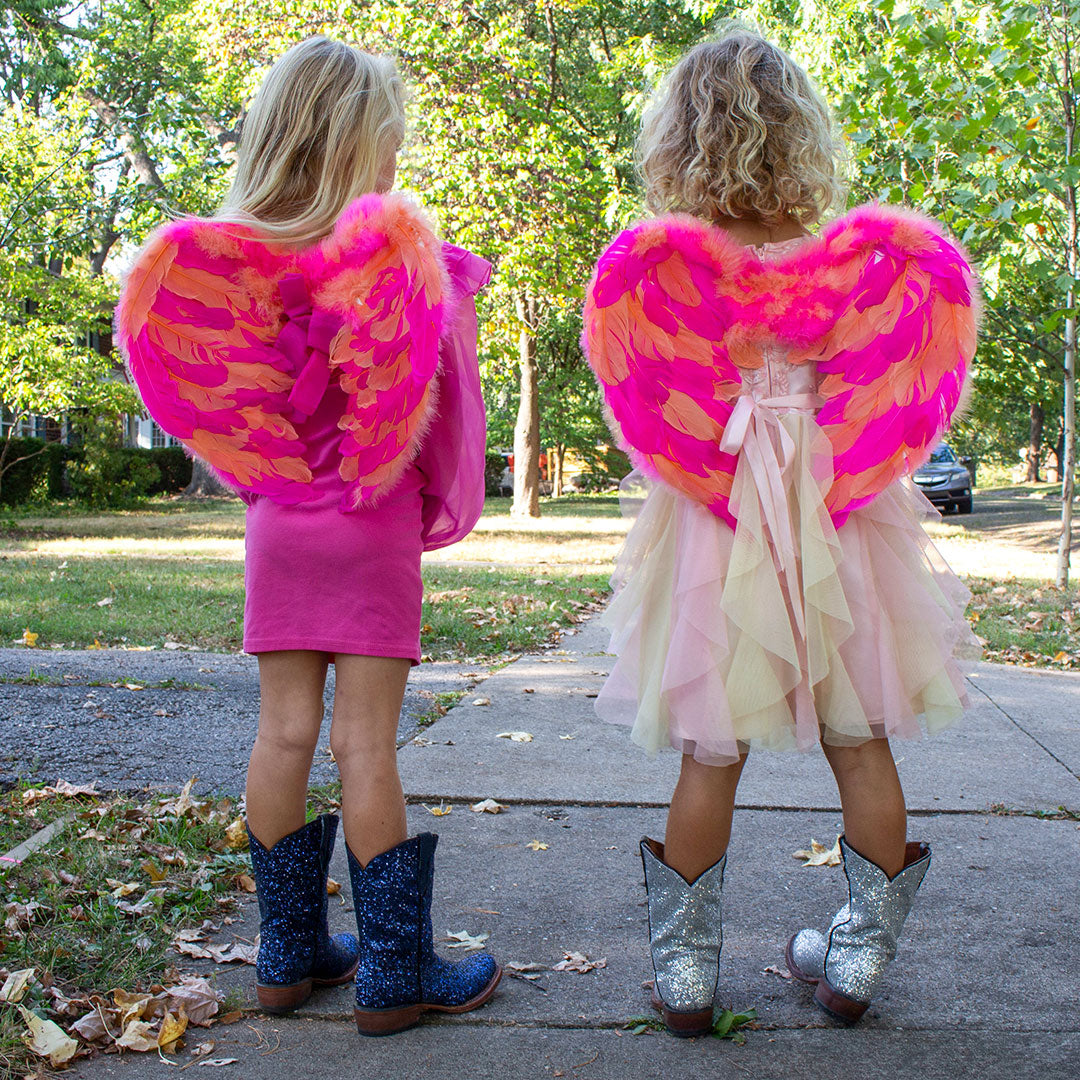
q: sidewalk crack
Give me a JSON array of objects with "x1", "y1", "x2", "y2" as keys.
[{"x1": 965, "y1": 675, "x2": 1080, "y2": 785}]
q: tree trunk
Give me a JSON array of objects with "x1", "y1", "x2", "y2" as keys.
[
  {"x1": 1026, "y1": 403, "x2": 1044, "y2": 481},
  {"x1": 512, "y1": 294, "x2": 541, "y2": 518},
  {"x1": 184, "y1": 456, "x2": 231, "y2": 498},
  {"x1": 552, "y1": 444, "x2": 564, "y2": 498},
  {"x1": 1057, "y1": 36, "x2": 1077, "y2": 589}
]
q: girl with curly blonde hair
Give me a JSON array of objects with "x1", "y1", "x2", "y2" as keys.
[{"x1": 583, "y1": 29, "x2": 979, "y2": 1033}]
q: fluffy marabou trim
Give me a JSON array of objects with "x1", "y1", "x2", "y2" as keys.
[
  {"x1": 115, "y1": 193, "x2": 452, "y2": 510},
  {"x1": 583, "y1": 201, "x2": 980, "y2": 527}
]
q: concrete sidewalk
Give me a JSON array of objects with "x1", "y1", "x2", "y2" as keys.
[{"x1": 26, "y1": 617, "x2": 1080, "y2": 1079}]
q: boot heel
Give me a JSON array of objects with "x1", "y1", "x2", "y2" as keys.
[
  {"x1": 814, "y1": 979, "x2": 868, "y2": 1022},
  {"x1": 256, "y1": 978, "x2": 313, "y2": 1014},
  {"x1": 354, "y1": 1003, "x2": 424, "y2": 1037},
  {"x1": 662, "y1": 1005, "x2": 714, "y2": 1037}
]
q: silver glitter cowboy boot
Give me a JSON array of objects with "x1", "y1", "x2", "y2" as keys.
[
  {"x1": 786, "y1": 836, "x2": 930, "y2": 1021},
  {"x1": 640, "y1": 837, "x2": 725, "y2": 1036}
]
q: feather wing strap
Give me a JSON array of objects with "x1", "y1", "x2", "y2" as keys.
[{"x1": 582, "y1": 204, "x2": 979, "y2": 527}]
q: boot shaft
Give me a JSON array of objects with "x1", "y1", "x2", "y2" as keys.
[
  {"x1": 824, "y1": 838, "x2": 931, "y2": 1003},
  {"x1": 640, "y1": 837, "x2": 726, "y2": 1016}
]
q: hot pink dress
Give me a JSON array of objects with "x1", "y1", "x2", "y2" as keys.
[{"x1": 242, "y1": 243, "x2": 490, "y2": 661}]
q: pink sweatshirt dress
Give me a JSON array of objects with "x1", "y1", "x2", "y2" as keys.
[{"x1": 242, "y1": 243, "x2": 491, "y2": 662}]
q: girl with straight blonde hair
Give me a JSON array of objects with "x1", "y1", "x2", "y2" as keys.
[
  {"x1": 119, "y1": 35, "x2": 501, "y2": 1035},
  {"x1": 583, "y1": 28, "x2": 979, "y2": 1034}
]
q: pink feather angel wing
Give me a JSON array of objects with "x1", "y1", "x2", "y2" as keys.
[
  {"x1": 303, "y1": 194, "x2": 447, "y2": 511},
  {"x1": 582, "y1": 217, "x2": 745, "y2": 520},
  {"x1": 116, "y1": 219, "x2": 313, "y2": 501},
  {"x1": 806, "y1": 206, "x2": 980, "y2": 523},
  {"x1": 116, "y1": 194, "x2": 447, "y2": 511},
  {"x1": 583, "y1": 205, "x2": 979, "y2": 527}
]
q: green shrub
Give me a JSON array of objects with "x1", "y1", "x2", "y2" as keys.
[
  {"x1": 67, "y1": 421, "x2": 161, "y2": 507},
  {"x1": 484, "y1": 450, "x2": 507, "y2": 496},
  {"x1": 0, "y1": 437, "x2": 69, "y2": 505},
  {"x1": 146, "y1": 446, "x2": 192, "y2": 493}
]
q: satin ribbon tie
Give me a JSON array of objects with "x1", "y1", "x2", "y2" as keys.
[
  {"x1": 719, "y1": 392, "x2": 824, "y2": 634},
  {"x1": 276, "y1": 273, "x2": 344, "y2": 422}
]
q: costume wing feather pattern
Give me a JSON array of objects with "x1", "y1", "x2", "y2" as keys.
[
  {"x1": 583, "y1": 205, "x2": 978, "y2": 526},
  {"x1": 304, "y1": 194, "x2": 447, "y2": 510},
  {"x1": 582, "y1": 218, "x2": 744, "y2": 521},
  {"x1": 117, "y1": 220, "x2": 311, "y2": 500},
  {"x1": 116, "y1": 193, "x2": 447, "y2": 510}
]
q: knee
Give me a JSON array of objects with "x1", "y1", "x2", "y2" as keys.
[
  {"x1": 255, "y1": 715, "x2": 321, "y2": 760},
  {"x1": 328, "y1": 727, "x2": 397, "y2": 775}
]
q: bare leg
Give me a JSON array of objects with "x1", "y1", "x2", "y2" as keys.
[
  {"x1": 246, "y1": 651, "x2": 329, "y2": 848},
  {"x1": 822, "y1": 739, "x2": 907, "y2": 878},
  {"x1": 329, "y1": 655, "x2": 412, "y2": 866},
  {"x1": 664, "y1": 753, "x2": 748, "y2": 881}
]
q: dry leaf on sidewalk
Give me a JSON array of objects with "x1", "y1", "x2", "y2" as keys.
[
  {"x1": 424, "y1": 803, "x2": 452, "y2": 817},
  {"x1": 506, "y1": 961, "x2": 547, "y2": 981},
  {"x1": 526, "y1": 840, "x2": 549, "y2": 851},
  {"x1": 496, "y1": 731, "x2": 532, "y2": 742},
  {"x1": 792, "y1": 837, "x2": 842, "y2": 867},
  {"x1": 472, "y1": 697, "x2": 491, "y2": 706},
  {"x1": 470, "y1": 799, "x2": 505, "y2": 814},
  {"x1": 442, "y1": 929, "x2": 489, "y2": 951},
  {"x1": 552, "y1": 952, "x2": 607, "y2": 974},
  {"x1": 762, "y1": 965, "x2": 793, "y2": 980}
]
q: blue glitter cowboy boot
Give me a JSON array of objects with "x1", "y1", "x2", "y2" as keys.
[
  {"x1": 347, "y1": 832, "x2": 501, "y2": 1036},
  {"x1": 641, "y1": 837, "x2": 726, "y2": 1037},
  {"x1": 247, "y1": 814, "x2": 359, "y2": 1013},
  {"x1": 786, "y1": 837, "x2": 931, "y2": 1021}
]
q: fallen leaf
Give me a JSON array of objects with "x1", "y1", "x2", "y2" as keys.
[
  {"x1": 326, "y1": 877, "x2": 342, "y2": 895},
  {"x1": 470, "y1": 799, "x2": 505, "y2": 814},
  {"x1": 424, "y1": 804, "x2": 453, "y2": 817},
  {"x1": 141, "y1": 859, "x2": 167, "y2": 883},
  {"x1": 197, "y1": 1060, "x2": 239, "y2": 1068},
  {"x1": 506, "y1": 961, "x2": 547, "y2": 973},
  {"x1": 124, "y1": 683, "x2": 144, "y2": 691},
  {"x1": 496, "y1": 731, "x2": 533, "y2": 742},
  {"x1": 97, "y1": 597, "x2": 115, "y2": 607},
  {"x1": 224, "y1": 818, "x2": 248, "y2": 850},
  {"x1": 442, "y1": 929, "x2": 489, "y2": 951},
  {"x1": 107, "y1": 879, "x2": 142, "y2": 898},
  {"x1": 559, "y1": 734, "x2": 576, "y2": 740},
  {"x1": 234, "y1": 873, "x2": 256, "y2": 893},
  {"x1": 116, "y1": 1017, "x2": 160, "y2": 1052},
  {"x1": 0, "y1": 968, "x2": 35, "y2": 1003},
  {"x1": 527, "y1": 840, "x2": 549, "y2": 851},
  {"x1": 214, "y1": 1011, "x2": 242, "y2": 1025},
  {"x1": 191, "y1": 1040, "x2": 216, "y2": 1059},
  {"x1": 792, "y1": 837, "x2": 842, "y2": 867},
  {"x1": 17, "y1": 1004, "x2": 78, "y2": 1066},
  {"x1": 165, "y1": 977, "x2": 223, "y2": 1026},
  {"x1": 472, "y1": 697, "x2": 491, "y2": 706},
  {"x1": 762, "y1": 965, "x2": 793, "y2": 980},
  {"x1": 158, "y1": 1009, "x2": 188, "y2": 1053},
  {"x1": 552, "y1": 951, "x2": 607, "y2": 974}
]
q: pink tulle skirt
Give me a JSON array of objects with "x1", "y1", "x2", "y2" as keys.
[{"x1": 596, "y1": 413, "x2": 979, "y2": 766}]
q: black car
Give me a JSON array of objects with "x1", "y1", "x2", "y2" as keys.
[{"x1": 912, "y1": 444, "x2": 973, "y2": 514}]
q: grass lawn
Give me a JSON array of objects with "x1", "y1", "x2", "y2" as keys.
[
  {"x1": 1, "y1": 486, "x2": 1077, "y2": 668},
  {"x1": 0, "y1": 783, "x2": 253, "y2": 1077},
  {"x1": 0, "y1": 495, "x2": 613, "y2": 660}
]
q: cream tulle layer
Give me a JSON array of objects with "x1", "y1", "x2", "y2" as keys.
[{"x1": 597, "y1": 415, "x2": 980, "y2": 766}]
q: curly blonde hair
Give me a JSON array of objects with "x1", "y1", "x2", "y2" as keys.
[
  {"x1": 639, "y1": 30, "x2": 846, "y2": 227},
  {"x1": 217, "y1": 36, "x2": 405, "y2": 245}
]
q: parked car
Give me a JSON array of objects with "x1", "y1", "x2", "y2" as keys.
[{"x1": 912, "y1": 444, "x2": 973, "y2": 513}]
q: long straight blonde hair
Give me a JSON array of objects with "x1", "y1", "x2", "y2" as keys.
[{"x1": 217, "y1": 36, "x2": 405, "y2": 245}]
